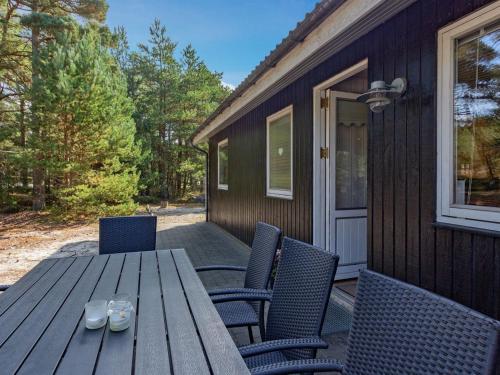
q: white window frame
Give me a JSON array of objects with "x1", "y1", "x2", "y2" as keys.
[
  {"x1": 217, "y1": 138, "x2": 229, "y2": 190},
  {"x1": 437, "y1": 2, "x2": 500, "y2": 231},
  {"x1": 266, "y1": 105, "x2": 293, "y2": 199}
]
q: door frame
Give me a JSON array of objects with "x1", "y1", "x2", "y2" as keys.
[{"x1": 312, "y1": 58, "x2": 368, "y2": 250}]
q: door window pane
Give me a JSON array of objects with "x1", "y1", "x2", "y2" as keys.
[
  {"x1": 454, "y1": 24, "x2": 500, "y2": 207},
  {"x1": 336, "y1": 100, "x2": 368, "y2": 209},
  {"x1": 268, "y1": 112, "x2": 292, "y2": 193},
  {"x1": 218, "y1": 140, "x2": 228, "y2": 188}
]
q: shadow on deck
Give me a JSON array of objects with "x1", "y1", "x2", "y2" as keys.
[{"x1": 156, "y1": 221, "x2": 349, "y2": 368}]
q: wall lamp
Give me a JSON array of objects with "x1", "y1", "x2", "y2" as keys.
[{"x1": 357, "y1": 78, "x2": 407, "y2": 113}]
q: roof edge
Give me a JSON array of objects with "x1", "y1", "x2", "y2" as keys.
[{"x1": 190, "y1": 0, "x2": 345, "y2": 144}]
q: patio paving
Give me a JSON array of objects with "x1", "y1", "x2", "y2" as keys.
[{"x1": 156, "y1": 221, "x2": 349, "y2": 368}]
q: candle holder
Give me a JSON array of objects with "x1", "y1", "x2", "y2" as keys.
[
  {"x1": 108, "y1": 293, "x2": 134, "y2": 332},
  {"x1": 85, "y1": 300, "x2": 108, "y2": 329}
]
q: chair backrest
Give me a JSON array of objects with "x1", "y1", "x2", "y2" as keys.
[
  {"x1": 344, "y1": 270, "x2": 500, "y2": 375},
  {"x1": 99, "y1": 216, "x2": 157, "y2": 254},
  {"x1": 266, "y1": 237, "x2": 339, "y2": 360},
  {"x1": 243, "y1": 222, "x2": 281, "y2": 290}
]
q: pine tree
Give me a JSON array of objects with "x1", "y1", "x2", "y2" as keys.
[
  {"x1": 18, "y1": 0, "x2": 107, "y2": 210},
  {"x1": 38, "y1": 25, "x2": 140, "y2": 217},
  {"x1": 124, "y1": 20, "x2": 231, "y2": 200}
]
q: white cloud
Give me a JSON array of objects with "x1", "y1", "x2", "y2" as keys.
[{"x1": 222, "y1": 81, "x2": 236, "y2": 91}]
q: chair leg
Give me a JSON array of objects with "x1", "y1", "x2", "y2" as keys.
[
  {"x1": 247, "y1": 326, "x2": 254, "y2": 344},
  {"x1": 258, "y1": 301, "x2": 266, "y2": 339}
]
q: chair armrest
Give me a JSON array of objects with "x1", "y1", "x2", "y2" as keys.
[
  {"x1": 208, "y1": 288, "x2": 269, "y2": 297},
  {"x1": 211, "y1": 291, "x2": 272, "y2": 304},
  {"x1": 239, "y1": 337, "x2": 328, "y2": 358},
  {"x1": 195, "y1": 265, "x2": 247, "y2": 272},
  {"x1": 249, "y1": 359, "x2": 344, "y2": 375},
  {"x1": 0, "y1": 285, "x2": 11, "y2": 292}
]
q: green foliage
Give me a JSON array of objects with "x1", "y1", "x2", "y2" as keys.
[
  {"x1": 35, "y1": 26, "x2": 140, "y2": 217},
  {"x1": 117, "y1": 20, "x2": 230, "y2": 199},
  {"x1": 56, "y1": 164, "x2": 139, "y2": 218},
  {"x1": 0, "y1": 5, "x2": 230, "y2": 217}
]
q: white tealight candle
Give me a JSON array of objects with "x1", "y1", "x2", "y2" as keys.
[
  {"x1": 109, "y1": 309, "x2": 130, "y2": 331},
  {"x1": 108, "y1": 295, "x2": 134, "y2": 332},
  {"x1": 85, "y1": 300, "x2": 108, "y2": 330}
]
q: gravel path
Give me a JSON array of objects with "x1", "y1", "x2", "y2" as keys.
[{"x1": 0, "y1": 206, "x2": 205, "y2": 285}]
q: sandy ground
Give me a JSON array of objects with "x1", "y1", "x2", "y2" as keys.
[{"x1": 0, "y1": 205, "x2": 205, "y2": 285}]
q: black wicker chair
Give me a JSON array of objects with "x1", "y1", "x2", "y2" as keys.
[
  {"x1": 99, "y1": 215, "x2": 157, "y2": 255},
  {"x1": 247, "y1": 269, "x2": 500, "y2": 375},
  {"x1": 196, "y1": 222, "x2": 281, "y2": 342},
  {"x1": 211, "y1": 237, "x2": 339, "y2": 371}
]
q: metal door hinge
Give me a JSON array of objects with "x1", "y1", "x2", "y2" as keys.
[
  {"x1": 320, "y1": 147, "x2": 329, "y2": 159},
  {"x1": 320, "y1": 97, "x2": 329, "y2": 109}
]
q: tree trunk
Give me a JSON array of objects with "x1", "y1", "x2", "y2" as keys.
[
  {"x1": 19, "y1": 98, "x2": 28, "y2": 188},
  {"x1": 31, "y1": 2, "x2": 45, "y2": 210}
]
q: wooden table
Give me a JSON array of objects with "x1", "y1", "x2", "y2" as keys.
[{"x1": 0, "y1": 249, "x2": 250, "y2": 375}]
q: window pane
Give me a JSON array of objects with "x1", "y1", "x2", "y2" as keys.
[
  {"x1": 269, "y1": 113, "x2": 291, "y2": 191},
  {"x1": 336, "y1": 100, "x2": 368, "y2": 209},
  {"x1": 454, "y1": 25, "x2": 500, "y2": 208},
  {"x1": 219, "y1": 143, "x2": 228, "y2": 186}
]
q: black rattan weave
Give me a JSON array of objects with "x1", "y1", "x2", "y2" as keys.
[
  {"x1": 205, "y1": 222, "x2": 281, "y2": 340},
  {"x1": 343, "y1": 270, "x2": 500, "y2": 375},
  {"x1": 241, "y1": 236, "x2": 339, "y2": 368},
  {"x1": 244, "y1": 268, "x2": 500, "y2": 375},
  {"x1": 245, "y1": 222, "x2": 282, "y2": 291},
  {"x1": 99, "y1": 216, "x2": 157, "y2": 254}
]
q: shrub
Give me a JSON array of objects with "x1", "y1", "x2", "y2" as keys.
[{"x1": 55, "y1": 168, "x2": 139, "y2": 219}]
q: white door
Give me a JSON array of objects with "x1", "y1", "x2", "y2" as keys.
[{"x1": 328, "y1": 90, "x2": 368, "y2": 280}]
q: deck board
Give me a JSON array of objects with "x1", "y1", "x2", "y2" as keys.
[
  {"x1": 172, "y1": 249, "x2": 250, "y2": 375},
  {"x1": 0, "y1": 258, "x2": 57, "y2": 316},
  {"x1": 0, "y1": 257, "x2": 75, "y2": 346},
  {"x1": 0, "y1": 257, "x2": 91, "y2": 374},
  {"x1": 17, "y1": 256, "x2": 108, "y2": 375},
  {"x1": 158, "y1": 250, "x2": 210, "y2": 375},
  {"x1": 134, "y1": 251, "x2": 171, "y2": 375},
  {"x1": 56, "y1": 254, "x2": 125, "y2": 375},
  {"x1": 94, "y1": 253, "x2": 140, "y2": 375}
]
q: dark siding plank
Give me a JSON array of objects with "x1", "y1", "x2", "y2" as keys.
[
  {"x1": 405, "y1": 1, "x2": 422, "y2": 286},
  {"x1": 366, "y1": 30, "x2": 374, "y2": 270},
  {"x1": 472, "y1": 235, "x2": 495, "y2": 316},
  {"x1": 158, "y1": 250, "x2": 210, "y2": 375},
  {"x1": 435, "y1": 228, "x2": 453, "y2": 298},
  {"x1": 419, "y1": 0, "x2": 437, "y2": 292},
  {"x1": 0, "y1": 257, "x2": 91, "y2": 375},
  {"x1": 56, "y1": 254, "x2": 125, "y2": 375},
  {"x1": 495, "y1": 239, "x2": 500, "y2": 319},
  {"x1": 17, "y1": 256, "x2": 108, "y2": 375},
  {"x1": 370, "y1": 26, "x2": 385, "y2": 273},
  {"x1": 452, "y1": 231, "x2": 473, "y2": 306},
  {"x1": 94, "y1": 253, "x2": 141, "y2": 375},
  {"x1": 382, "y1": 19, "x2": 396, "y2": 277},
  {"x1": 0, "y1": 258, "x2": 57, "y2": 316},
  {"x1": 134, "y1": 251, "x2": 170, "y2": 375},
  {"x1": 172, "y1": 249, "x2": 250, "y2": 375},
  {"x1": 0, "y1": 257, "x2": 75, "y2": 344},
  {"x1": 393, "y1": 9, "x2": 408, "y2": 281},
  {"x1": 454, "y1": 0, "x2": 475, "y2": 17}
]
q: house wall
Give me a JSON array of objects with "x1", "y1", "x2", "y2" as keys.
[{"x1": 208, "y1": 0, "x2": 500, "y2": 320}]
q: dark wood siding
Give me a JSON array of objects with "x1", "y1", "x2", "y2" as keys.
[{"x1": 208, "y1": 0, "x2": 500, "y2": 320}]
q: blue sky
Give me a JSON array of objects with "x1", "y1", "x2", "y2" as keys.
[{"x1": 106, "y1": 0, "x2": 316, "y2": 88}]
